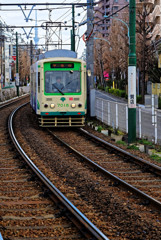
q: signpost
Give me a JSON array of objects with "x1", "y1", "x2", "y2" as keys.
[
  {"x1": 128, "y1": 0, "x2": 136, "y2": 143},
  {"x1": 12, "y1": 56, "x2": 16, "y2": 61}
]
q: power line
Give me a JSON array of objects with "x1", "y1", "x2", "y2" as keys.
[
  {"x1": 94, "y1": 3, "x2": 129, "y2": 26},
  {"x1": 0, "y1": 7, "x2": 72, "y2": 11},
  {"x1": 0, "y1": 2, "x2": 94, "y2": 6},
  {"x1": 0, "y1": 25, "x2": 74, "y2": 29}
]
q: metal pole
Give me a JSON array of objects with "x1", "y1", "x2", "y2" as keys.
[
  {"x1": 128, "y1": 0, "x2": 136, "y2": 143},
  {"x1": 70, "y1": 29, "x2": 73, "y2": 51},
  {"x1": 86, "y1": 0, "x2": 94, "y2": 117},
  {"x1": 72, "y1": 5, "x2": 75, "y2": 51},
  {"x1": 30, "y1": 40, "x2": 33, "y2": 65},
  {"x1": 16, "y1": 32, "x2": 19, "y2": 96}
]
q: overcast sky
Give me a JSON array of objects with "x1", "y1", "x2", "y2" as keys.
[{"x1": 0, "y1": 0, "x2": 87, "y2": 57}]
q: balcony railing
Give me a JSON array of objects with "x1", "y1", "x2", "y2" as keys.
[{"x1": 149, "y1": 5, "x2": 161, "y2": 23}]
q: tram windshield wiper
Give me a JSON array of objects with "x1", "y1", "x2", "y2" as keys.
[
  {"x1": 61, "y1": 77, "x2": 77, "y2": 90},
  {"x1": 52, "y1": 83, "x2": 64, "y2": 95}
]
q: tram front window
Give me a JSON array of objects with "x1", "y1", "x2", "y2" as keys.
[{"x1": 45, "y1": 71, "x2": 81, "y2": 93}]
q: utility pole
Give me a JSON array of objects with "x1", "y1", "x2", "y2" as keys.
[
  {"x1": 71, "y1": 29, "x2": 73, "y2": 51},
  {"x1": 16, "y1": 32, "x2": 19, "y2": 96},
  {"x1": 128, "y1": 0, "x2": 136, "y2": 143},
  {"x1": 71, "y1": 5, "x2": 75, "y2": 51},
  {"x1": 30, "y1": 40, "x2": 33, "y2": 65},
  {"x1": 86, "y1": 0, "x2": 95, "y2": 117}
]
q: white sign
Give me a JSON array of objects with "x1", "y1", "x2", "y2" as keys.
[
  {"x1": 128, "y1": 66, "x2": 136, "y2": 108},
  {"x1": 16, "y1": 73, "x2": 19, "y2": 86}
]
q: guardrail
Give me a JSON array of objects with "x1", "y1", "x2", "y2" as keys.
[{"x1": 96, "y1": 97, "x2": 161, "y2": 144}]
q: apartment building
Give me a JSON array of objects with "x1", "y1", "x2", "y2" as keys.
[
  {"x1": 95, "y1": 0, "x2": 161, "y2": 42},
  {"x1": 146, "y1": 0, "x2": 161, "y2": 41},
  {"x1": 94, "y1": 0, "x2": 129, "y2": 37}
]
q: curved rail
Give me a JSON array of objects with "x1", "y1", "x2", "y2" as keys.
[
  {"x1": 8, "y1": 103, "x2": 109, "y2": 240},
  {"x1": 0, "y1": 94, "x2": 29, "y2": 110},
  {"x1": 47, "y1": 128, "x2": 161, "y2": 210}
]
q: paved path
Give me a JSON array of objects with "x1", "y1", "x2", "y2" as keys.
[{"x1": 96, "y1": 90, "x2": 127, "y2": 103}]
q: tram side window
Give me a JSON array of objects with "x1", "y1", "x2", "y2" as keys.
[{"x1": 38, "y1": 72, "x2": 40, "y2": 93}]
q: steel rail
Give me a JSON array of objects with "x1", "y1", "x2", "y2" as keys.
[
  {"x1": 8, "y1": 103, "x2": 109, "y2": 240},
  {"x1": 0, "y1": 94, "x2": 29, "y2": 110},
  {"x1": 47, "y1": 129, "x2": 161, "y2": 210},
  {"x1": 79, "y1": 128, "x2": 161, "y2": 176}
]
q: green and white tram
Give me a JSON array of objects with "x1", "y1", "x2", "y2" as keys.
[{"x1": 30, "y1": 49, "x2": 87, "y2": 127}]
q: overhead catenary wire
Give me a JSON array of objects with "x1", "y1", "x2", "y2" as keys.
[
  {"x1": 94, "y1": 3, "x2": 129, "y2": 26},
  {"x1": 0, "y1": 0, "x2": 88, "y2": 53}
]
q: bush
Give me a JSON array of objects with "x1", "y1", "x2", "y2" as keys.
[
  {"x1": 105, "y1": 86, "x2": 109, "y2": 92},
  {"x1": 113, "y1": 89, "x2": 119, "y2": 96},
  {"x1": 136, "y1": 95, "x2": 142, "y2": 103},
  {"x1": 119, "y1": 90, "x2": 126, "y2": 98},
  {"x1": 108, "y1": 88, "x2": 126, "y2": 98},
  {"x1": 97, "y1": 125, "x2": 104, "y2": 132},
  {"x1": 98, "y1": 85, "x2": 104, "y2": 90},
  {"x1": 109, "y1": 88, "x2": 114, "y2": 94},
  {"x1": 158, "y1": 97, "x2": 161, "y2": 109}
]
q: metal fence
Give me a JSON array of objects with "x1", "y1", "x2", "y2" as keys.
[{"x1": 96, "y1": 97, "x2": 161, "y2": 144}]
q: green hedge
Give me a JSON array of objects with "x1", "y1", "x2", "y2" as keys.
[
  {"x1": 136, "y1": 95, "x2": 142, "y2": 103},
  {"x1": 159, "y1": 97, "x2": 161, "y2": 109},
  {"x1": 108, "y1": 89, "x2": 142, "y2": 103},
  {"x1": 109, "y1": 88, "x2": 126, "y2": 98}
]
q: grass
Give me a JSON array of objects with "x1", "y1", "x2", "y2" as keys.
[
  {"x1": 116, "y1": 140, "x2": 127, "y2": 146},
  {"x1": 127, "y1": 144, "x2": 139, "y2": 150},
  {"x1": 138, "y1": 139, "x2": 154, "y2": 146},
  {"x1": 150, "y1": 154, "x2": 161, "y2": 163},
  {"x1": 97, "y1": 125, "x2": 104, "y2": 132}
]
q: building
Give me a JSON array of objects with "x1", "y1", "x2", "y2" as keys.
[{"x1": 94, "y1": 0, "x2": 129, "y2": 38}]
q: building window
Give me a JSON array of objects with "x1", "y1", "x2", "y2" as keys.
[
  {"x1": 113, "y1": 6, "x2": 119, "y2": 11},
  {"x1": 112, "y1": 6, "x2": 118, "y2": 16}
]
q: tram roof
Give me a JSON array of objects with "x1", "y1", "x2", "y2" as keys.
[{"x1": 39, "y1": 49, "x2": 77, "y2": 60}]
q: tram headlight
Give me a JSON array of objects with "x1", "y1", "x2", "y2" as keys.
[
  {"x1": 71, "y1": 103, "x2": 76, "y2": 108},
  {"x1": 44, "y1": 104, "x2": 48, "y2": 108},
  {"x1": 50, "y1": 103, "x2": 55, "y2": 109}
]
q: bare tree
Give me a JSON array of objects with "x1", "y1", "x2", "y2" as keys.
[
  {"x1": 103, "y1": 19, "x2": 129, "y2": 87},
  {"x1": 19, "y1": 47, "x2": 30, "y2": 85},
  {"x1": 136, "y1": 3, "x2": 155, "y2": 102}
]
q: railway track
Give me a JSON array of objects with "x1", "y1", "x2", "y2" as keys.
[
  {"x1": 12, "y1": 103, "x2": 161, "y2": 240},
  {"x1": 48, "y1": 127, "x2": 161, "y2": 209},
  {"x1": 0, "y1": 99, "x2": 109, "y2": 239}
]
